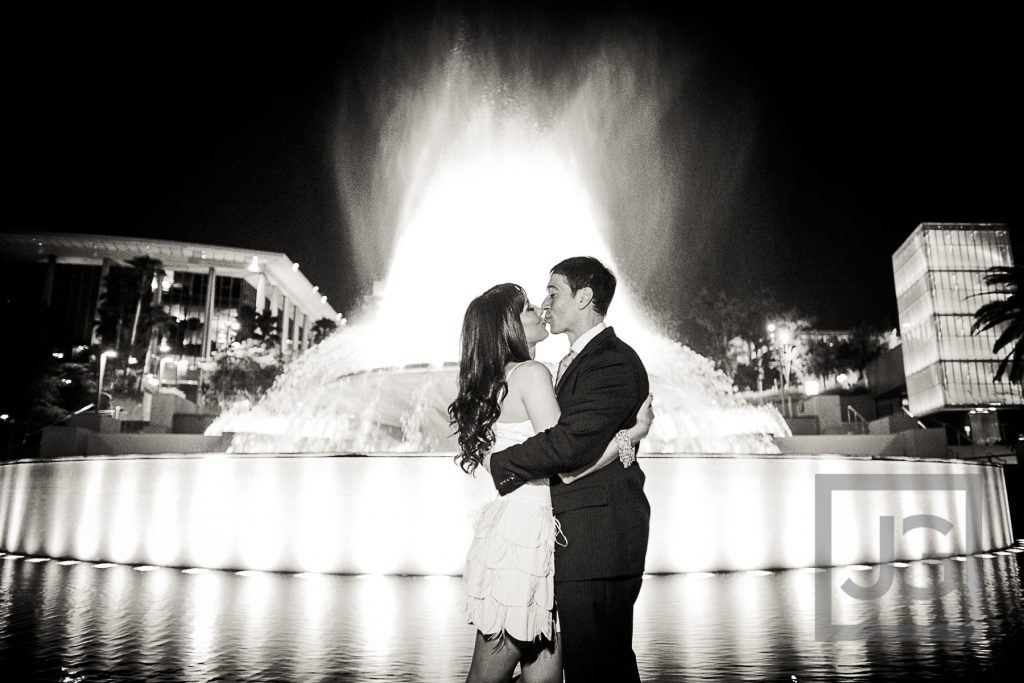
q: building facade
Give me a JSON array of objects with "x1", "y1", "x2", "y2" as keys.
[
  {"x1": 892, "y1": 223, "x2": 1023, "y2": 415},
  {"x1": 1, "y1": 233, "x2": 339, "y2": 399}
]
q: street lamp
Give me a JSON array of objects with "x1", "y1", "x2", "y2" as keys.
[{"x1": 97, "y1": 350, "x2": 117, "y2": 413}]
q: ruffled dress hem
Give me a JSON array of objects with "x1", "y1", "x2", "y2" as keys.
[{"x1": 463, "y1": 493, "x2": 557, "y2": 643}]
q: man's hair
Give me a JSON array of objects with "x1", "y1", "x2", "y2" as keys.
[{"x1": 550, "y1": 256, "x2": 617, "y2": 316}]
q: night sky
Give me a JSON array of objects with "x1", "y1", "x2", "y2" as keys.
[{"x1": 9, "y1": 5, "x2": 1019, "y2": 334}]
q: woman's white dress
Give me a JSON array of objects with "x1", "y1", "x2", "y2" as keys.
[{"x1": 463, "y1": 418, "x2": 558, "y2": 642}]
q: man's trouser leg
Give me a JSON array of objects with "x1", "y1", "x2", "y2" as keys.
[{"x1": 555, "y1": 576, "x2": 643, "y2": 683}]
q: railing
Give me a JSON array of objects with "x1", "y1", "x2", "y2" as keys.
[
  {"x1": 845, "y1": 405, "x2": 870, "y2": 434},
  {"x1": 29, "y1": 403, "x2": 96, "y2": 436},
  {"x1": 901, "y1": 406, "x2": 928, "y2": 429}
]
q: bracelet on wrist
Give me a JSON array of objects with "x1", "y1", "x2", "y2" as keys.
[{"x1": 615, "y1": 429, "x2": 636, "y2": 468}]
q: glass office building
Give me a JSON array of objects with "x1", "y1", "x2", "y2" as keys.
[{"x1": 893, "y1": 223, "x2": 1023, "y2": 415}]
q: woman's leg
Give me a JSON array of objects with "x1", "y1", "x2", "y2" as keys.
[
  {"x1": 520, "y1": 634, "x2": 562, "y2": 683},
  {"x1": 466, "y1": 631, "x2": 522, "y2": 683}
]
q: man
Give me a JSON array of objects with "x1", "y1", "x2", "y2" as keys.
[{"x1": 489, "y1": 256, "x2": 651, "y2": 682}]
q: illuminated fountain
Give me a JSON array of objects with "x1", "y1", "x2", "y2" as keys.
[
  {"x1": 0, "y1": 28, "x2": 1014, "y2": 576},
  {"x1": 208, "y1": 36, "x2": 788, "y2": 455}
]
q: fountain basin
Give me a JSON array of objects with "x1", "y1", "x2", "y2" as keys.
[{"x1": 0, "y1": 453, "x2": 1012, "y2": 574}]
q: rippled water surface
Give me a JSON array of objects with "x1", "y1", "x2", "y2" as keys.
[{"x1": 2, "y1": 549, "x2": 1023, "y2": 681}]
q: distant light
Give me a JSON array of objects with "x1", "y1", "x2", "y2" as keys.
[
  {"x1": 313, "y1": 285, "x2": 319, "y2": 292},
  {"x1": 335, "y1": 313, "x2": 342, "y2": 321},
  {"x1": 320, "y1": 295, "x2": 328, "y2": 304},
  {"x1": 766, "y1": 323, "x2": 776, "y2": 333},
  {"x1": 159, "y1": 343, "x2": 171, "y2": 353},
  {"x1": 58, "y1": 560, "x2": 80, "y2": 566},
  {"x1": 92, "y1": 563, "x2": 116, "y2": 569},
  {"x1": 181, "y1": 567, "x2": 210, "y2": 574},
  {"x1": 892, "y1": 562, "x2": 910, "y2": 568},
  {"x1": 52, "y1": 351, "x2": 64, "y2": 359},
  {"x1": 746, "y1": 569, "x2": 772, "y2": 576},
  {"x1": 777, "y1": 329, "x2": 792, "y2": 345},
  {"x1": 247, "y1": 256, "x2": 261, "y2": 273},
  {"x1": 127, "y1": 356, "x2": 138, "y2": 365},
  {"x1": 0, "y1": 414, "x2": 9, "y2": 421},
  {"x1": 804, "y1": 379, "x2": 820, "y2": 396},
  {"x1": 102, "y1": 350, "x2": 118, "y2": 359},
  {"x1": 292, "y1": 263, "x2": 300, "y2": 271},
  {"x1": 848, "y1": 564, "x2": 872, "y2": 571},
  {"x1": 133, "y1": 565, "x2": 159, "y2": 572},
  {"x1": 27, "y1": 557, "x2": 49, "y2": 563},
  {"x1": 61, "y1": 379, "x2": 72, "y2": 385},
  {"x1": 230, "y1": 321, "x2": 240, "y2": 331},
  {"x1": 837, "y1": 373, "x2": 848, "y2": 384}
]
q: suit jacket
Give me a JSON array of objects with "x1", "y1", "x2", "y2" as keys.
[{"x1": 489, "y1": 326, "x2": 651, "y2": 580}]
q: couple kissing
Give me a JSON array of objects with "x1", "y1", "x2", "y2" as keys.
[{"x1": 450, "y1": 256, "x2": 653, "y2": 683}]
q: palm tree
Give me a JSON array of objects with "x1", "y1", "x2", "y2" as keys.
[
  {"x1": 94, "y1": 256, "x2": 164, "y2": 357},
  {"x1": 126, "y1": 257, "x2": 163, "y2": 353},
  {"x1": 972, "y1": 264, "x2": 1024, "y2": 383}
]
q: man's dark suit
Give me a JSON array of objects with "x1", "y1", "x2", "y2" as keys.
[{"x1": 489, "y1": 326, "x2": 650, "y2": 682}]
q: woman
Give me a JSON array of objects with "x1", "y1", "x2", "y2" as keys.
[{"x1": 449, "y1": 283, "x2": 653, "y2": 683}]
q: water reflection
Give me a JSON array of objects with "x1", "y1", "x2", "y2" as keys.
[{"x1": 0, "y1": 550, "x2": 1021, "y2": 681}]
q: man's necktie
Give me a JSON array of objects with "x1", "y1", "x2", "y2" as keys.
[{"x1": 555, "y1": 349, "x2": 578, "y2": 386}]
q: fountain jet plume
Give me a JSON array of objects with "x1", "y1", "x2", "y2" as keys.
[{"x1": 210, "y1": 17, "x2": 788, "y2": 454}]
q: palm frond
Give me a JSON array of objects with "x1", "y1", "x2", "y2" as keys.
[
  {"x1": 1011, "y1": 342, "x2": 1024, "y2": 384},
  {"x1": 972, "y1": 298, "x2": 1021, "y2": 333},
  {"x1": 973, "y1": 264, "x2": 1024, "y2": 384},
  {"x1": 991, "y1": 318, "x2": 1024, "y2": 355}
]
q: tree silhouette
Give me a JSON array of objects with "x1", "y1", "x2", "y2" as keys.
[
  {"x1": 311, "y1": 318, "x2": 338, "y2": 345},
  {"x1": 972, "y1": 264, "x2": 1024, "y2": 383}
]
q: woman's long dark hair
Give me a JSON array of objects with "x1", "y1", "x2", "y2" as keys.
[{"x1": 448, "y1": 283, "x2": 531, "y2": 474}]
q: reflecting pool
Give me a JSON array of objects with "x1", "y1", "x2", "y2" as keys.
[{"x1": 2, "y1": 547, "x2": 1022, "y2": 681}]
